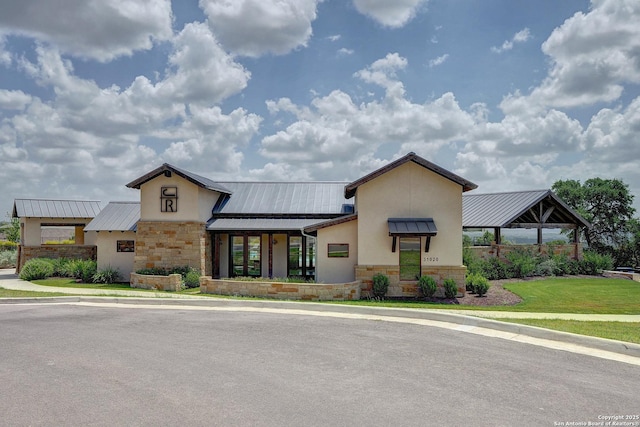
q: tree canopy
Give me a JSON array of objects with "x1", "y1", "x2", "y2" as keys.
[{"x1": 552, "y1": 178, "x2": 637, "y2": 266}]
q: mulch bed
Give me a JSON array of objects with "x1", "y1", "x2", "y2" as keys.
[{"x1": 456, "y1": 279, "x2": 522, "y2": 307}]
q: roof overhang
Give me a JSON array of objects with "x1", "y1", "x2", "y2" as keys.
[{"x1": 207, "y1": 217, "x2": 330, "y2": 232}]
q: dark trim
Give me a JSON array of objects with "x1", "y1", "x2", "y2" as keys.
[
  {"x1": 303, "y1": 214, "x2": 358, "y2": 234},
  {"x1": 126, "y1": 163, "x2": 232, "y2": 194}
]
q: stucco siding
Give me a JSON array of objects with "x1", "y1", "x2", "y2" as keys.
[
  {"x1": 94, "y1": 231, "x2": 136, "y2": 282},
  {"x1": 356, "y1": 161, "x2": 463, "y2": 267},
  {"x1": 139, "y1": 173, "x2": 220, "y2": 222},
  {"x1": 315, "y1": 219, "x2": 358, "y2": 283}
]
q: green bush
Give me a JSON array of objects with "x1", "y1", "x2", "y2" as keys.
[
  {"x1": 418, "y1": 275, "x2": 437, "y2": 298},
  {"x1": 372, "y1": 273, "x2": 390, "y2": 299},
  {"x1": 473, "y1": 275, "x2": 490, "y2": 297},
  {"x1": 0, "y1": 250, "x2": 17, "y2": 268},
  {"x1": 77, "y1": 260, "x2": 97, "y2": 283},
  {"x1": 505, "y1": 248, "x2": 537, "y2": 278},
  {"x1": 534, "y1": 259, "x2": 556, "y2": 277},
  {"x1": 578, "y1": 250, "x2": 613, "y2": 275},
  {"x1": 183, "y1": 269, "x2": 201, "y2": 288},
  {"x1": 443, "y1": 278, "x2": 458, "y2": 299},
  {"x1": 92, "y1": 266, "x2": 121, "y2": 284},
  {"x1": 19, "y1": 258, "x2": 54, "y2": 281},
  {"x1": 479, "y1": 257, "x2": 512, "y2": 280}
]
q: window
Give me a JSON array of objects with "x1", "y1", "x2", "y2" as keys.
[
  {"x1": 399, "y1": 237, "x2": 420, "y2": 281},
  {"x1": 117, "y1": 240, "x2": 135, "y2": 252},
  {"x1": 288, "y1": 235, "x2": 316, "y2": 279},
  {"x1": 328, "y1": 243, "x2": 349, "y2": 258},
  {"x1": 230, "y1": 235, "x2": 261, "y2": 277}
]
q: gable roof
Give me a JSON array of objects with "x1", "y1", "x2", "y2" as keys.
[
  {"x1": 85, "y1": 201, "x2": 140, "y2": 232},
  {"x1": 12, "y1": 199, "x2": 102, "y2": 219},
  {"x1": 126, "y1": 163, "x2": 232, "y2": 194},
  {"x1": 462, "y1": 190, "x2": 591, "y2": 229},
  {"x1": 344, "y1": 152, "x2": 477, "y2": 198}
]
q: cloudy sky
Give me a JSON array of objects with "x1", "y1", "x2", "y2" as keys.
[{"x1": 2, "y1": 0, "x2": 640, "y2": 218}]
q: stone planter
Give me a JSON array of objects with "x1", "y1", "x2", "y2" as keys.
[{"x1": 130, "y1": 272, "x2": 182, "y2": 291}]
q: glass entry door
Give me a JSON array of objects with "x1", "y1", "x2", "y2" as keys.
[{"x1": 231, "y1": 235, "x2": 261, "y2": 277}]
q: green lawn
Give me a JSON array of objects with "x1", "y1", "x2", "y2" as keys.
[
  {"x1": 32, "y1": 278, "x2": 147, "y2": 291},
  {"x1": 0, "y1": 286, "x2": 69, "y2": 297},
  {"x1": 502, "y1": 278, "x2": 640, "y2": 314},
  {"x1": 497, "y1": 318, "x2": 640, "y2": 344},
  {"x1": 332, "y1": 277, "x2": 640, "y2": 315}
]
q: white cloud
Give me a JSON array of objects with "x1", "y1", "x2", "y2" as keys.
[
  {"x1": 337, "y1": 48, "x2": 354, "y2": 56},
  {"x1": 428, "y1": 53, "x2": 449, "y2": 68},
  {"x1": 0, "y1": 90, "x2": 32, "y2": 110},
  {"x1": 510, "y1": 0, "x2": 640, "y2": 110},
  {"x1": 353, "y1": 0, "x2": 428, "y2": 28},
  {"x1": 491, "y1": 28, "x2": 531, "y2": 53},
  {"x1": 156, "y1": 22, "x2": 251, "y2": 104},
  {"x1": 258, "y1": 54, "x2": 475, "y2": 179},
  {"x1": 0, "y1": 0, "x2": 173, "y2": 62},
  {"x1": 200, "y1": 0, "x2": 321, "y2": 57},
  {"x1": 327, "y1": 35, "x2": 341, "y2": 42}
]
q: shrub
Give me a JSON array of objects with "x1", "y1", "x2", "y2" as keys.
[
  {"x1": 505, "y1": 248, "x2": 537, "y2": 278},
  {"x1": 418, "y1": 275, "x2": 437, "y2": 298},
  {"x1": 578, "y1": 250, "x2": 613, "y2": 275},
  {"x1": 0, "y1": 250, "x2": 17, "y2": 268},
  {"x1": 534, "y1": 259, "x2": 556, "y2": 277},
  {"x1": 183, "y1": 269, "x2": 201, "y2": 288},
  {"x1": 19, "y1": 258, "x2": 54, "y2": 281},
  {"x1": 69, "y1": 259, "x2": 97, "y2": 283},
  {"x1": 372, "y1": 273, "x2": 390, "y2": 299},
  {"x1": 479, "y1": 257, "x2": 511, "y2": 280},
  {"x1": 92, "y1": 266, "x2": 121, "y2": 284},
  {"x1": 443, "y1": 278, "x2": 458, "y2": 299},
  {"x1": 473, "y1": 276, "x2": 490, "y2": 297}
]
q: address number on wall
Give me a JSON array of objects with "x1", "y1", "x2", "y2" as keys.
[{"x1": 423, "y1": 256, "x2": 439, "y2": 262}]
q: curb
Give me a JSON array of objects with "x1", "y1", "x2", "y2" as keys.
[{"x1": 2, "y1": 295, "x2": 640, "y2": 359}]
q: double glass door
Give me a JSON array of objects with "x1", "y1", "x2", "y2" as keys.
[{"x1": 231, "y1": 235, "x2": 261, "y2": 277}]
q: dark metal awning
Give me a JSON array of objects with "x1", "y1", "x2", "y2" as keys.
[{"x1": 387, "y1": 218, "x2": 437, "y2": 252}]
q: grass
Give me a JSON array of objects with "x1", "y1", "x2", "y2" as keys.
[
  {"x1": 329, "y1": 277, "x2": 640, "y2": 314},
  {"x1": 496, "y1": 318, "x2": 640, "y2": 344},
  {"x1": 32, "y1": 278, "x2": 145, "y2": 291},
  {"x1": 501, "y1": 277, "x2": 640, "y2": 314},
  {"x1": 0, "y1": 286, "x2": 69, "y2": 297}
]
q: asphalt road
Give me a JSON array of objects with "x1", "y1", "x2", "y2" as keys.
[{"x1": 1, "y1": 303, "x2": 639, "y2": 427}]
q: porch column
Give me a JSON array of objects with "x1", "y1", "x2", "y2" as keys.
[{"x1": 268, "y1": 233, "x2": 273, "y2": 278}]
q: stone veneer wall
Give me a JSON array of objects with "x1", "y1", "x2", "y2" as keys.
[
  {"x1": 200, "y1": 278, "x2": 361, "y2": 301},
  {"x1": 355, "y1": 265, "x2": 466, "y2": 298},
  {"x1": 16, "y1": 245, "x2": 97, "y2": 273},
  {"x1": 467, "y1": 243, "x2": 583, "y2": 261},
  {"x1": 134, "y1": 221, "x2": 210, "y2": 275},
  {"x1": 130, "y1": 273, "x2": 182, "y2": 291}
]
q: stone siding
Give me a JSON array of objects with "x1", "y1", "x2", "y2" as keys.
[
  {"x1": 16, "y1": 245, "x2": 96, "y2": 273},
  {"x1": 355, "y1": 265, "x2": 466, "y2": 298},
  {"x1": 468, "y1": 243, "x2": 583, "y2": 261},
  {"x1": 134, "y1": 221, "x2": 210, "y2": 275},
  {"x1": 200, "y1": 278, "x2": 361, "y2": 301},
  {"x1": 130, "y1": 272, "x2": 182, "y2": 291}
]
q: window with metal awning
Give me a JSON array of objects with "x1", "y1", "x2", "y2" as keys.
[{"x1": 388, "y1": 218, "x2": 438, "y2": 252}]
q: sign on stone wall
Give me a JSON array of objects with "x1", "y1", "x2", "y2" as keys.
[{"x1": 161, "y1": 186, "x2": 178, "y2": 212}]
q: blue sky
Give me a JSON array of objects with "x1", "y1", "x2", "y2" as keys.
[{"x1": 1, "y1": 0, "x2": 639, "y2": 219}]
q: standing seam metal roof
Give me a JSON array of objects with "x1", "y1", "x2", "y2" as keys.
[
  {"x1": 85, "y1": 202, "x2": 140, "y2": 232},
  {"x1": 213, "y1": 182, "x2": 352, "y2": 215},
  {"x1": 462, "y1": 190, "x2": 590, "y2": 228},
  {"x1": 12, "y1": 199, "x2": 102, "y2": 218}
]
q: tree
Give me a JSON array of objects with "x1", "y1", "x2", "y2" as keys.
[
  {"x1": 552, "y1": 178, "x2": 636, "y2": 266},
  {"x1": 1, "y1": 213, "x2": 20, "y2": 243}
]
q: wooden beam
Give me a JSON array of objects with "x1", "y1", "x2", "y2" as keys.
[
  {"x1": 541, "y1": 206, "x2": 555, "y2": 223},
  {"x1": 507, "y1": 223, "x2": 577, "y2": 229}
]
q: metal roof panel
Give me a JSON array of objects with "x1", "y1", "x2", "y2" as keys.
[
  {"x1": 13, "y1": 199, "x2": 102, "y2": 218},
  {"x1": 85, "y1": 202, "x2": 140, "y2": 231}
]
